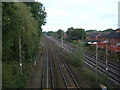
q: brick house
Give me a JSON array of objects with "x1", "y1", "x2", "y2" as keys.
[
  {"x1": 86, "y1": 33, "x2": 101, "y2": 41},
  {"x1": 106, "y1": 30, "x2": 120, "y2": 44},
  {"x1": 86, "y1": 29, "x2": 120, "y2": 44}
]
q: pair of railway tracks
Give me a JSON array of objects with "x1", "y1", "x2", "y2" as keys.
[
  {"x1": 54, "y1": 45, "x2": 80, "y2": 89},
  {"x1": 40, "y1": 36, "x2": 81, "y2": 89},
  {"x1": 53, "y1": 38, "x2": 120, "y2": 85},
  {"x1": 41, "y1": 39, "x2": 50, "y2": 88},
  {"x1": 67, "y1": 45, "x2": 120, "y2": 84},
  {"x1": 47, "y1": 36, "x2": 120, "y2": 85}
]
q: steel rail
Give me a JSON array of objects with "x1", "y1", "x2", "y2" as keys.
[
  {"x1": 51, "y1": 40, "x2": 81, "y2": 89},
  {"x1": 56, "y1": 48, "x2": 81, "y2": 89},
  {"x1": 41, "y1": 42, "x2": 46, "y2": 88},
  {"x1": 55, "y1": 39, "x2": 120, "y2": 84},
  {"x1": 52, "y1": 45, "x2": 69, "y2": 88},
  {"x1": 84, "y1": 57, "x2": 120, "y2": 84},
  {"x1": 47, "y1": 38, "x2": 55, "y2": 88}
]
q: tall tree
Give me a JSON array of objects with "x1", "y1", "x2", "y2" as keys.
[
  {"x1": 66, "y1": 27, "x2": 86, "y2": 40},
  {"x1": 57, "y1": 29, "x2": 64, "y2": 39},
  {"x1": 24, "y1": 2, "x2": 47, "y2": 26},
  {"x1": 2, "y1": 2, "x2": 47, "y2": 88}
]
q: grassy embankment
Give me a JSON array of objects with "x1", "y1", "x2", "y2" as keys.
[
  {"x1": 62, "y1": 42, "x2": 119, "y2": 88},
  {"x1": 85, "y1": 45, "x2": 120, "y2": 63}
]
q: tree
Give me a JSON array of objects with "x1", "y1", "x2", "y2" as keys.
[
  {"x1": 57, "y1": 29, "x2": 64, "y2": 39},
  {"x1": 24, "y1": 2, "x2": 47, "y2": 26},
  {"x1": 2, "y1": 2, "x2": 47, "y2": 88},
  {"x1": 2, "y1": 2, "x2": 20, "y2": 61},
  {"x1": 2, "y1": 2, "x2": 47, "y2": 62},
  {"x1": 66, "y1": 27, "x2": 86, "y2": 40},
  {"x1": 86, "y1": 30, "x2": 98, "y2": 33},
  {"x1": 102, "y1": 28, "x2": 114, "y2": 32}
]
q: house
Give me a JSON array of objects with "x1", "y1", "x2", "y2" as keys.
[
  {"x1": 97, "y1": 32, "x2": 109, "y2": 41},
  {"x1": 86, "y1": 29, "x2": 120, "y2": 53},
  {"x1": 106, "y1": 30, "x2": 120, "y2": 44},
  {"x1": 86, "y1": 33, "x2": 101, "y2": 41},
  {"x1": 86, "y1": 29, "x2": 120, "y2": 44}
]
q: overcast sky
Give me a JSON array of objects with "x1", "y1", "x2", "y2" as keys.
[{"x1": 35, "y1": 0, "x2": 119, "y2": 31}]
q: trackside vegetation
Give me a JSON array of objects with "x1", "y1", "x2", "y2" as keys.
[
  {"x1": 2, "y1": 2, "x2": 46, "y2": 88},
  {"x1": 63, "y1": 43, "x2": 119, "y2": 88}
]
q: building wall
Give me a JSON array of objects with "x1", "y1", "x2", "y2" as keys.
[{"x1": 108, "y1": 38, "x2": 120, "y2": 44}]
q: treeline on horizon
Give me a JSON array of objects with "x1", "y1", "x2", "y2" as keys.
[
  {"x1": 44, "y1": 27, "x2": 116, "y2": 41},
  {"x1": 2, "y1": 1, "x2": 46, "y2": 88}
]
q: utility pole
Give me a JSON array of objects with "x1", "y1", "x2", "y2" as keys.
[
  {"x1": 61, "y1": 33, "x2": 63, "y2": 49},
  {"x1": 105, "y1": 39, "x2": 108, "y2": 84},
  {"x1": 95, "y1": 43, "x2": 98, "y2": 84},
  {"x1": 82, "y1": 33, "x2": 84, "y2": 42},
  {"x1": 19, "y1": 31, "x2": 23, "y2": 75}
]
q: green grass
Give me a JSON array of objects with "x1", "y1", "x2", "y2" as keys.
[
  {"x1": 81, "y1": 64, "x2": 119, "y2": 88},
  {"x1": 85, "y1": 45, "x2": 120, "y2": 63},
  {"x1": 62, "y1": 42, "x2": 119, "y2": 88},
  {"x1": 63, "y1": 45, "x2": 83, "y2": 67}
]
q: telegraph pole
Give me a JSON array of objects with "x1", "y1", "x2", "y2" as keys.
[
  {"x1": 105, "y1": 39, "x2": 108, "y2": 84},
  {"x1": 19, "y1": 30, "x2": 23, "y2": 75},
  {"x1": 95, "y1": 43, "x2": 98, "y2": 83},
  {"x1": 82, "y1": 33, "x2": 84, "y2": 42},
  {"x1": 61, "y1": 33, "x2": 63, "y2": 49}
]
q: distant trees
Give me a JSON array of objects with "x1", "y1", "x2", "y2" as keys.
[
  {"x1": 85, "y1": 30, "x2": 98, "y2": 33},
  {"x1": 47, "y1": 31, "x2": 58, "y2": 38},
  {"x1": 46, "y1": 29, "x2": 64, "y2": 39},
  {"x1": 86, "y1": 28, "x2": 114, "y2": 33},
  {"x1": 66, "y1": 27, "x2": 86, "y2": 40},
  {"x1": 57, "y1": 29, "x2": 64, "y2": 39},
  {"x1": 102, "y1": 28, "x2": 114, "y2": 32},
  {"x1": 46, "y1": 27, "x2": 86, "y2": 41}
]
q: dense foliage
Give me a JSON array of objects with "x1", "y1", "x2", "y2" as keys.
[
  {"x1": 86, "y1": 28, "x2": 115, "y2": 33},
  {"x1": 2, "y1": 2, "x2": 46, "y2": 88},
  {"x1": 66, "y1": 27, "x2": 86, "y2": 40},
  {"x1": 3, "y1": 2, "x2": 46, "y2": 62},
  {"x1": 57, "y1": 29, "x2": 64, "y2": 39}
]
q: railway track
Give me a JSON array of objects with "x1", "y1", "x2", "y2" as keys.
[
  {"x1": 41, "y1": 39, "x2": 53, "y2": 88},
  {"x1": 56, "y1": 48, "x2": 81, "y2": 89},
  {"x1": 84, "y1": 56, "x2": 120, "y2": 84},
  {"x1": 48, "y1": 49, "x2": 55, "y2": 88},
  {"x1": 72, "y1": 47, "x2": 120, "y2": 84},
  {"x1": 85, "y1": 52, "x2": 120, "y2": 71},
  {"x1": 46, "y1": 35, "x2": 120, "y2": 85},
  {"x1": 48, "y1": 38, "x2": 66, "y2": 88},
  {"x1": 44, "y1": 36, "x2": 81, "y2": 89},
  {"x1": 55, "y1": 48, "x2": 80, "y2": 89}
]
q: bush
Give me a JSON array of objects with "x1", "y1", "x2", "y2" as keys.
[{"x1": 2, "y1": 61, "x2": 26, "y2": 88}]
